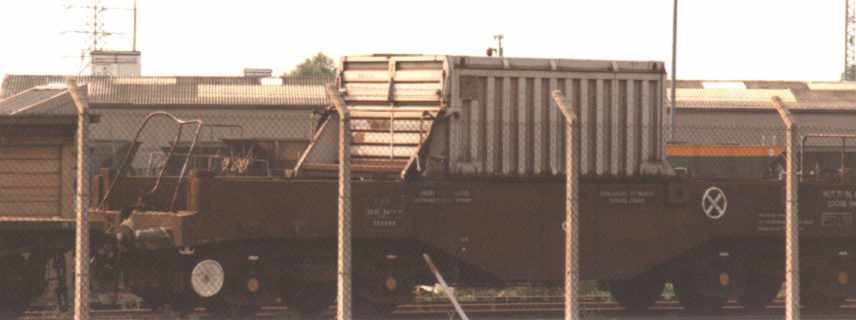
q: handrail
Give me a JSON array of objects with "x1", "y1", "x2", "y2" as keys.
[
  {"x1": 800, "y1": 133, "x2": 856, "y2": 184},
  {"x1": 146, "y1": 151, "x2": 272, "y2": 177},
  {"x1": 99, "y1": 111, "x2": 204, "y2": 212}
]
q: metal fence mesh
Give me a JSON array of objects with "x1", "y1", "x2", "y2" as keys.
[{"x1": 5, "y1": 97, "x2": 856, "y2": 319}]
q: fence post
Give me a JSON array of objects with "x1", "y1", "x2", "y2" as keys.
[
  {"x1": 327, "y1": 84, "x2": 352, "y2": 320},
  {"x1": 772, "y1": 96, "x2": 799, "y2": 320},
  {"x1": 552, "y1": 91, "x2": 579, "y2": 320},
  {"x1": 66, "y1": 79, "x2": 90, "y2": 320}
]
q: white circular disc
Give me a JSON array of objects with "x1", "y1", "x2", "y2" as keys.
[
  {"x1": 191, "y1": 259, "x2": 225, "y2": 298},
  {"x1": 701, "y1": 186, "x2": 728, "y2": 220}
]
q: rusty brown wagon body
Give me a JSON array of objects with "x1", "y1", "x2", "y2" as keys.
[
  {"x1": 85, "y1": 55, "x2": 856, "y2": 316},
  {"x1": 90, "y1": 168, "x2": 856, "y2": 314}
]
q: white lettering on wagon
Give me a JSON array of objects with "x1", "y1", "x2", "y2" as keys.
[
  {"x1": 599, "y1": 190, "x2": 655, "y2": 205},
  {"x1": 413, "y1": 189, "x2": 472, "y2": 205},
  {"x1": 367, "y1": 196, "x2": 405, "y2": 229},
  {"x1": 757, "y1": 212, "x2": 815, "y2": 232}
]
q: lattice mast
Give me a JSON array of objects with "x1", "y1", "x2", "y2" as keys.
[{"x1": 63, "y1": 0, "x2": 136, "y2": 64}]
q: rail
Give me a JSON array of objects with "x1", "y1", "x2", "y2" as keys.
[{"x1": 20, "y1": 298, "x2": 856, "y2": 319}]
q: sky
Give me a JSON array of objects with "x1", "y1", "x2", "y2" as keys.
[{"x1": 0, "y1": 0, "x2": 846, "y2": 82}]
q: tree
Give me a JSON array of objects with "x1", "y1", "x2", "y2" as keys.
[{"x1": 289, "y1": 52, "x2": 335, "y2": 78}]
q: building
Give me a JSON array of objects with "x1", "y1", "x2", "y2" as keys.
[
  {"x1": 90, "y1": 50, "x2": 142, "y2": 77},
  {"x1": 671, "y1": 80, "x2": 856, "y2": 179},
  {"x1": 1, "y1": 74, "x2": 330, "y2": 176}
]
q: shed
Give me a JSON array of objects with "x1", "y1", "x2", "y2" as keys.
[{"x1": 670, "y1": 80, "x2": 856, "y2": 179}]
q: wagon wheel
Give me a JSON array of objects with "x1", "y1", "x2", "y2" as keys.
[
  {"x1": 353, "y1": 266, "x2": 415, "y2": 316},
  {"x1": 608, "y1": 271, "x2": 665, "y2": 311},
  {"x1": 801, "y1": 267, "x2": 847, "y2": 310},
  {"x1": 737, "y1": 263, "x2": 780, "y2": 311},
  {"x1": 802, "y1": 291, "x2": 846, "y2": 310},
  {"x1": 673, "y1": 275, "x2": 728, "y2": 313},
  {"x1": 134, "y1": 287, "x2": 168, "y2": 310},
  {"x1": 282, "y1": 280, "x2": 334, "y2": 318},
  {"x1": 204, "y1": 296, "x2": 259, "y2": 320},
  {"x1": 190, "y1": 259, "x2": 259, "y2": 319}
]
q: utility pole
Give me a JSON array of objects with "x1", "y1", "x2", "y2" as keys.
[
  {"x1": 132, "y1": 0, "x2": 138, "y2": 52},
  {"x1": 494, "y1": 34, "x2": 504, "y2": 57},
  {"x1": 846, "y1": 0, "x2": 856, "y2": 80},
  {"x1": 670, "y1": 0, "x2": 678, "y2": 140}
]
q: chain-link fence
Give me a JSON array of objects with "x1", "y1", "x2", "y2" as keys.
[
  {"x1": 85, "y1": 107, "x2": 337, "y2": 319},
  {"x1": 6, "y1": 85, "x2": 856, "y2": 320},
  {"x1": 671, "y1": 124, "x2": 856, "y2": 182},
  {"x1": 0, "y1": 115, "x2": 80, "y2": 319}
]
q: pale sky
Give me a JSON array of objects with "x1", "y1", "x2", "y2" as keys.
[{"x1": 0, "y1": 0, "x2": 846, "y2": 82}]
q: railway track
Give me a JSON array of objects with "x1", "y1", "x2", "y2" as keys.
[{"x1": 18, "y1": 299, "x2": 856, "y2": 319}]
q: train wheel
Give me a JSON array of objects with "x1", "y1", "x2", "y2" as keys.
[
  {"x1": 353, "y1": 264, "x2": 414, "y2": 316},
  {"x1": 193, "y1": 254, "x2": 266, "y2": 320},
  {"x1": 801, "y1": 291, "x2": 845, "y2": 310},
  {"x1": 0, "y1": 253, "x2": 48, "y2": 318},
  {"x1": 190, "y1": 257, "x2": 234, "y2": 318},
  {"x1": 204, "y1": 297, "x2": 259, "y2": 320},
  {"x1": 737, "y1": 263, "x2": 781, "y2": 311},
  {"x1": 737, "y1": 276, "x2": 780, "y2": 311},
  {"x1": 801, "y1": 274, "x2": 846, "y2": 310},
  {"x1": 673, "y1": 276, "x2": 728, "y2": 312},
  {"x1": 801, "y1": 265, "x2": 848, "y2": 310},
  {"x1": 608, "y1": 272, "x2": 665, "y2": 311},
  {"x1": 282, "y1": 280, "x2": 334, "y2": 318},
  {"x1": 135, "y1": 287, "x2": 168, "y2": 310}
]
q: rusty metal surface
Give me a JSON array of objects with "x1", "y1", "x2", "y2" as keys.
[
  {"x1": 443, "y1": 56, "x2": 668, "y2": 178},
  {"x1": 688, "y1": 179, "x2": 856, "y2": 238},
  {"x1": 301, "y1": 54, "x2": 671, "y2": 179},
  {"x1": 672, "y1": 80, "x2": 856, "y2": 111},
  {"x1": 2, "y1": 75, "x2": 331, "y2": 107},
  {"x1": 0, "y1": 217, "x2": 76, "y2": 233},
  {"x1": 297, "y1": 56, "x2": 444, "y2": 179},
  {"x1": 93, "y1": 169, "x2": 856, "y2": 284},
  {"x1": 0, "y1": 87, "x2": 76, "y2": 116},
  {"x1": 94, "y1": 174, "x2": 696, "y2": 282}
]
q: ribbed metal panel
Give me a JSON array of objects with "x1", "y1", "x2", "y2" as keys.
[
  {"x1": 336, "y1": 54, "x2": 667, "y2": 177},
  {"x1": 447, "y1": 56, "x2": 666, "y2": 177}
]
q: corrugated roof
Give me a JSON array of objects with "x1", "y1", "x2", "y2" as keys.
[
  {"x1": 1, "y1": 75, "x2": 331, "y2": 108},
  {"x1": 0, "y1": 86, "x2": 77, "y2": 117},
  {"x1": 669, "y1": 80, "x2": 856, "y2": 111}
]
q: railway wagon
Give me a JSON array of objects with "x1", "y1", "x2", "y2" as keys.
[{"x1": 87, "y1": 54, "x2": 856, "y2": 318}]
